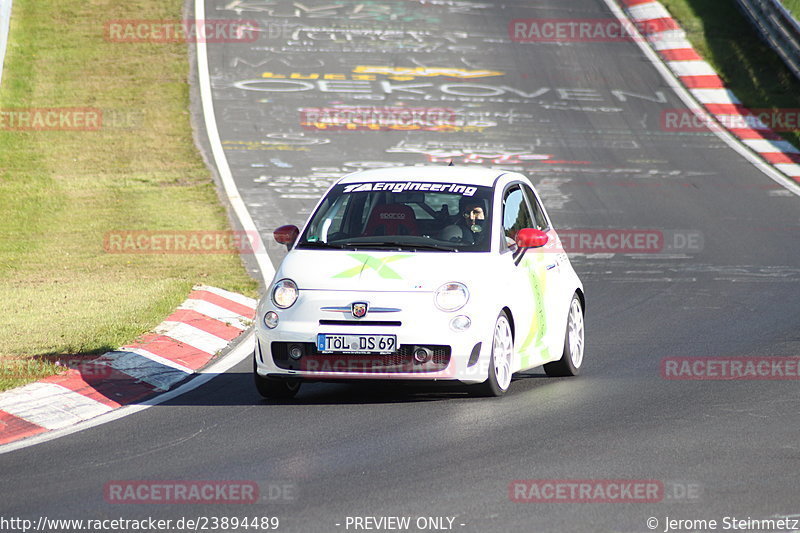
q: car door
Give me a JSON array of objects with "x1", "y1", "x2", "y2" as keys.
[
  {"x1": 500, "y1": 183, "x2": 560, "y2": 371},
  {"x1": 521, "y1": 183, "x2": 571, "y2": 360}
]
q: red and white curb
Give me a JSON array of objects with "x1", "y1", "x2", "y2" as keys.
[
  {"x1": 620, "y1": 0, "x2": 800, "y2": 182},
  {"x1": 0, "y1": 285, "x2": 255, "y2": 447}
]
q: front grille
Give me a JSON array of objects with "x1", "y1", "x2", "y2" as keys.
[
  {"x1": 318, "y1": 320, "x2": 402, "y2": 327},
  {"x1": 272, "y1": 342, "x2": 450, "y2": 373}
]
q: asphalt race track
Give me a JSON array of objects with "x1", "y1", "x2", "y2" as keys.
[{"x1": 3, "y1": 0, "x2": 800, "y2": 531}]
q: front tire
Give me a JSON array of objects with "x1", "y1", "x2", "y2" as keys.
[
  {"x1": 544, "y1": 294, "x2": 584, "y2": 377},
  {"x1": 254, "y1": 356, "x2": 301, "y2": 399},
  {"x1": 472, "y1": 311, "x2": 514, "y2": 397}
]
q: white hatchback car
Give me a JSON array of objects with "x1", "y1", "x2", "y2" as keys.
[{"x1": 254, "y1": 166, "x2": 584, "y2": 398}]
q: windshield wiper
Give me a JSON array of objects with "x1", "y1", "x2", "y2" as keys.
[
  {"x1": 336, "y1": 241, "x2": 404, "y2": 251},
  {"x1": 406, "y1": 243, "x2": 459, "y2": 252},
  {"x1": 300, "y1": 240, "x2": 459, "y2": 252},
  {"x1": 340, "y1": 241, "x2": 458, "y2": 252},
  {"x1": 297, "y1": 241, "x2": 350, "y2": 249}
]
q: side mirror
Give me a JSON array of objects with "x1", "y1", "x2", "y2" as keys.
[
  {"x1": 516, "y1": 228, "x2": 549, "y2": 249},
  {"x1": 274, "y1": 225, "x2": 300, "y2": 249}
]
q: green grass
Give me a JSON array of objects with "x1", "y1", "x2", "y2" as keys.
[
  {"x1": 783, "y1": 0, "x2": 800, "y2": 21},
  {"x1": 658, "y1": 0, "x2": 800, "y2": 149},
  {"x1": 0, "y1": 0, "x2": 258, "y2": 391}
]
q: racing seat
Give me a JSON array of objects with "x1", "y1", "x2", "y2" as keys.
[{"x1": 364, "y1": 203, "x2": 419, "y2": 236}]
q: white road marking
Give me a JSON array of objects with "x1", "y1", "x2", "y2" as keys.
[
  {"x1": 0, "y1": 0, "x2": 12, "y2": 86},
  {"x1": 689, "y1": 88, "x2": 740, "y2": 105},
  {"x1": 179, "y1": 298, "x2": 251, "y2": 329},
  {"x1": 0, "y1": 383, "x2": 112, "y2": 430},
  {"x1": 713, "y1": 113, "x2": 770, "y2": 129},
  {"x1": 667, "y1": 60, "x2": 717, "y2": 77},
  {"x1": 650, "y1": 36, "x2": 693, "y2": 51},
  {"x1": 156, "y1": 321, "x2": 230, "y2": 354},
  {"x1": 774, "y1": 163, "x2": 800, "y2": 177},
  {"x1": 193, "y1": 0, "x2": 275, "y2": 283},
  {"x1": 742, "y1": 139, "x2": 800, "y2": 154},
  {"x1": 194, "y1": 284, "x2": 257, "y2": 308},
  {"x1": 628, "y1": 2, "x2": 671, "y2": 22}
]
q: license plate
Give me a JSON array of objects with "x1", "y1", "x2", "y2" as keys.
[{"x1": 317, "y1": 334, "x2": 397, "y2": 354}]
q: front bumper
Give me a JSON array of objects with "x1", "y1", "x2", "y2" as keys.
[{"x1": 254, "y1": 290, "x2": 492, "y2": 384}]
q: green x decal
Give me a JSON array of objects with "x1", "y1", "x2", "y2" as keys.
[{"x1": 332, "y1": 253, "x2": 412, "y2": 280}]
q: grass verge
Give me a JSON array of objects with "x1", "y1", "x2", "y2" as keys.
[
  {"x1": 0, "y1": 0, "x2": 258, "y2": 391},
  {"x1": 783, "y1": 0, "x2": 800, "y2": 22},
  {"x1": 658, "y1": 0, "x2": 800, "y2": 149}
]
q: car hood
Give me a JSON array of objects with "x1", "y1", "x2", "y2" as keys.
[{"x1": 276, "y1": 249, "x2": 497, "y2": 292}]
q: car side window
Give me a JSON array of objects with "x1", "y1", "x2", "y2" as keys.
[
  {"x1": 306, "y1": 194, "x2": 350, "y2": 241},
  {"x1": 502, "y1": 185, "x2": 535, "y2": 251},
  {"x1": 521, "y1": 184, "x2": 549, "y2": 231}
]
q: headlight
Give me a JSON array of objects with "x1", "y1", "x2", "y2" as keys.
[
  {"x1": 434, "y1": 282, "x2": 469, "y2": 311},
  {"x1": 271, "y1": 279, "x2": 298, "y2": 309}
]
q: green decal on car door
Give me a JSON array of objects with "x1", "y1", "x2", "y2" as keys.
[{"x1": 518, "y1": 254, "x2": 551, "y2": 367}]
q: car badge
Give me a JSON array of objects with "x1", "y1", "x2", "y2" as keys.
[{"x1": 351, "y1": 302, "x2": 368, "y2": 318}]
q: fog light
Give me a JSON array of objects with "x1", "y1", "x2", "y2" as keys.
[
  {"x1": 450, "y1": 315, "x2": 471, "y2": 331},
  {"x1": 288, "y1": 344, "x2": 304, "y2": 360},
  {"x1": 264, "y1": 311, "x2": 279, "y2": 329},
  {"x1": 413, "y1": 347, "x2": 432, "y2": 363}
]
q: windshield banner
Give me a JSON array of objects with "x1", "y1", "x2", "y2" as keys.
[{"x1": 342, "y1": 182, "x2": 478, "y2": 196}]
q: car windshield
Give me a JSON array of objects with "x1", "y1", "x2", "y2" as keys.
[{"x1": 297, "y1": 181, "x2": 494, "y2": 252}]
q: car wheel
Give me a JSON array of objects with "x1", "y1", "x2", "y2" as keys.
[
  {"x1": 544, "y1": 294, "x2": 584, "y2": 377},
  {"x1": 472, "y1": 311, "x2": 514, "y2": 397},
  {"x1": 253, "y1": 357, "x2": 301, "y2": 399}
]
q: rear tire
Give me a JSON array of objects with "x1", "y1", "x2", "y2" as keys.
[
  {"x1": 544, "y1": 294, "x2": 584, "y2": 377},
  {"x1": 253, "y1": 356, "x2": 301, "y2": 399},
  {"x1": 471, "y1": 311, "x2": 514, "y2": 397}
]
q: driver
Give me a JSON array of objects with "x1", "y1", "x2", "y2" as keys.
[
  {"x1": 462, "y1": 202, "x2": 485, "y2": 232},
  {"x1": 459, "y1": 195, "x2": 489, "y2": 238},
  {"x1": 439, "y1": 196, "x2": 488, "y2": 243}
]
